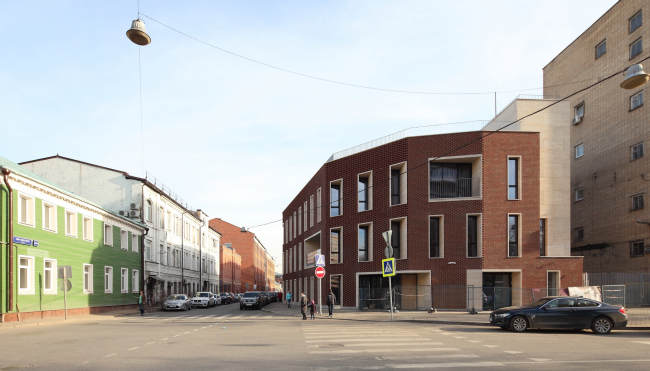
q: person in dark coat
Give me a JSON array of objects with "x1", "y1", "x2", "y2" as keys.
[
  {"x1": 326, "y1": 289, "x2": 336, "y2": 317},
  {"x1": 309, "y1": 299, "x2": 316, "y2": 320},
  {"x1": 300, "y1": 292, "x2": 308, "y2": 320}
]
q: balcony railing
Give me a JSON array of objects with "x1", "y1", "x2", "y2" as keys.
[{"x1": 429, "y1": 178, "x2": 481, "y2": 199}]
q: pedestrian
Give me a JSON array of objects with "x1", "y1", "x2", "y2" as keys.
[
  {"x1": 138, "y1": 291, "x2": 145, "y2": 316},
  {"x1": 300, "y1": 292, "x2": 308, "y2": 320},
  {"x1": 278, "y1": 291, "x2": 282, "y2": 303},
  {"x1": 286, "y1": 291, "x2": 292, "y2": 308},
  {"x1": 327, "y1": 288, "x2": 336, "y2": 318},
  {"x1": 309, "y1": 299, "x2": 316, "y2": 320}
]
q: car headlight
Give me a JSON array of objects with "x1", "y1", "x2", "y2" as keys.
[{"x1": 493, "y1": 313, "x2": 510, "y2": 318}]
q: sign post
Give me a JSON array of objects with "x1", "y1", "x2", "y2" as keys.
[
  {"x1": 315, "y1": 254, "x2": 325, "y2": 317},
  {"x1": 58, "y1": 266, "x2": 72, "y2": 320},
  {"x1": 382, "y1": 231, "x2": 395, "y2": 320}
]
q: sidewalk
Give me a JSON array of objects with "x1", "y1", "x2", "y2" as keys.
[
  {"x1": 0, "y1": 308, "x2": 142, "y2": 329},
  {"x1": 262, "y1": 302, "x2": 650, "y2": 329}
]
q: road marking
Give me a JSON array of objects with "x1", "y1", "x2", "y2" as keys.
[
  {"x1": 467, "y1": 340, "x2": 482, "y2": 343},
  {"x1": 305, "y1": 338, "x2": 429, "y2": 343},
  {"x1": 208, "y1": 325, "x2": 213, "y2": 327},
  {"x1": 202, "y1": 327, "x2": 208, "y2": 329},
  {"x1": 128, "y1": 347, "x2": 139, "y2": 351},
  {"x1": 310, "y1": 342, "x2": 444, "y2": 348},
  {"x1": 173, "y1": 335, "x2": 180, "y2": 337},
  {"x1": 104, "y1": 353, "x2": 117, "y2": 358},
  {"x1": 161, "y1": 338, "x2": 168, "y2": 341},
  {"x1": 528, "y1": 358, "x2": 551, "y2": 362},
  {"x1": 453, "y1": 336, "x2": 467, "y2": 339},
  {"x1": 310, "y1": 348, "x2": 460, "y2": 354},
  {"x1": 504, "y1": 359, "x2": 650, "y2": 365},
  {"x1": 145, "y1": 342, "x2": 155, "y2": 345},
  {"x1": 376, "y1": 355, "x2": 479, "y2": 361},
  {"x1": 389, "y1": 362, "x2": 503, "y2": 368},
  {"x1": 503, "y1": 351, "x2": 523, "y2": 354},
  {"x1": 483, "y1": 345, "x2": 499, "y2": 348},
  {"x1": 632, "y1": 341, "x2": 650, "y2": 345},
  {"x1": 184, "y1": 332, "x2": 190, "y2": 334}
]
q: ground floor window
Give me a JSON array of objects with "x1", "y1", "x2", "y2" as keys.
[
  {"x1": 330, "y1": 275, "x2": 341, "y2": 305},
  {"x1": 105, "y1": 266, "x2": 113, "y2": 293},
  {"x1": 84, "y1": 264, "x2": 93, "y2": 293},
  {"x1": 19, "y1": 256, "x2": 35, "y2": 295},
  {"x1": 44, "y1": 259, "x2": 57, "y2": 294},
  {"x1": 132, "y1": 270, "x2": 139, "y2": 293}
]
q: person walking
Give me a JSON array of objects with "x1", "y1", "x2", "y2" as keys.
[
  {"x1": 278, "y1": 291, "x2": 283, "y2": 303},
  {"x1": 326, "y1": 289, "x2": 336, "y2": 318},
  {"x1": 138, "y1": 291, "x2": 145, "y2": 316},
  {"x1": 309, "y1": 299, "x2": 316, "y2": 320},
  {"x1": 300, "y1": 292, "x2": 308, "y2": 320},
  {"x1": 286, "y1": 291, "x2": 292, "y2": 308}
]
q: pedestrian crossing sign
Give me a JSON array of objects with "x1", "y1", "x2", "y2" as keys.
[
  {"x1": 315, "y1": 254, "x2": 326, "y2": 267},
  {"x1": 382, "y1": 258, "x2": 396, "y2": 277}
]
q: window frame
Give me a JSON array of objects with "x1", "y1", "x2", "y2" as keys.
[
  {"x1": 389, "y1": 217, "x2": 407, "y2": 260},
  {"x1": 120, "y1": 229, "x2": 128, "y2": 250},
  {"x1": 330, "y1": 227, "x2": 343, "y2": 264},
  {"x1": 595, "y1": 39, "x2": 606, "y2": 59},
  {"x1": 42, "y1": 201, "x2": 57, "y2": 233},
  {"x1": 631, "y1": 142, "x2": 644, "y2": 161},
  {"x1": 575, "y1": 188, "x2": 584, "y2": 202},
  {"x1": 574, "y1": 102, "x2": 585, "y2": 118},
  {"x1": 547, "y1": 270, "x2": 561, "y2": 296},
  {"x1": 357, "y1": 222, "x2": 372, "y2": 262},
  {"x1": 540, "y1": 218, "x2": 547, "y2": 257},
  {"x1": 631, "y1": 193, "x2": 644, "y2": 211},
  {"x1": 104, "y1": 266, "x2": 113, "y2": 294},
  {"x1": 298, "y1": 206, "x2": 302, "y2": 235},
  {"x1": 630, "y1": 10, "x2": 643, "y2": 34},
  {"x1": 390, "y1": 162, "x2": 407, "y2": 206},
  {"x1": 317, "y1": 188, "x2": 322, "y2": 223},
  {"x1": 82, "y1": 215, "x2": 93, "y2": 241},
  {"x1": 121, "y1": 268, "x2": 128, "y2": 293},
  {"x1": 507, "y1": 156, "x2": 521, "y2": 200},
  {"x1": 310, "y1": 195, "x2": 315, "y2": 227},
  {"x1": 18, "y1": 193, "x2": 35, "y2": 227},
  {"x1": 357, "y1": 171, "x2": 373, "y2": 212},
  {"x1": 631, "y1": 91, "x2": 644, "y2": 111},
  {"x1": 575, "y1": 143, "x2": 584, "y2": 159},
  {"x1": 330, "y1": 179, "x2": 343, "y2": 217},
  {"x1": 18, "y1": 255, "x2": 35, "y2": 295},
  {"x1": 43, "y1": 258, "x2": 57, "y2": 295},
  {"x1": 132, "y1": 269, "x2": 139, "y2": 293},
  {"x1": 508, "y1": 214, "x2": 521, "y2": 258},
  {"x1": 467, "y1": 214, "x2": 482, "y2": 258},
  {"x1": 429, "y1": 215, "x2": 444, "y2": 258},
  {"x1": 631, "y1": 240, "x2": 645, "y2": 257},
  {"x1": 304, "y1": 201, "x2": 308, "y2": 232},
  {"x1": 575, "y1": 227, "x2": 585, "y2": 242},
  {"x1": 83, "y1": 264, "x2": 93, "y2": 294},
  {"x1": 64, "y1": 210, "x2": 78, "y2": 238},
  {"x1": 132, "y1": 234, "x2": 139, "y2": 253},
  {"x1": 104, "y1": 223, "x2": 113, "y2": 246},
  {"x1": 630, "y1": 37, "x2": 643, "y2": 60},
  {"x1": 145, "y1": 199, "x2": 153, "y2": 223}
]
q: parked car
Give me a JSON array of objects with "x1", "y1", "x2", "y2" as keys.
[
  {"x1": 214, "y1": 293, "x2": 222, "y2": 305},
  {"x1": 489, "y1": 296, "x2": 628, "y2": 334},
  {"x1": 162, "y1": 294, "x2": 192, "y2": 311},
  {"x1": 219, "y1": 292, "x2": 231, "y2": 304},
  {"x1": 233, "y1": 293, "x2": 242, "y2": 302},
  {"x1": 192, "y1": 292, "x2": 216, "y2": 308},
  {"x1": 240, "y1": 291, "x2": 263, "y2": 310},
  {"x1": 228, "y1": 292, "x2": 236, "y2": 303}
]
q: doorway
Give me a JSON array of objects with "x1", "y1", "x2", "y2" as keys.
[{"x1": 482, "y1": 273, "x2": 512, "y2": 310}]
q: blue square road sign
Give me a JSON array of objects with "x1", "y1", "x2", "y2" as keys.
[{"x1": 382, "y1": 258, "x2": 396, "y2": 277}]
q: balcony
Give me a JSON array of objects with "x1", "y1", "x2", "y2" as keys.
[{"x1": 429, "y1": 178, "x2": 481, "y2": 200}]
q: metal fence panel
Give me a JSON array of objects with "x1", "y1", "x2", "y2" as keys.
[{"x1": 601, "y1": 285, "x2": 625, "y2": 307}]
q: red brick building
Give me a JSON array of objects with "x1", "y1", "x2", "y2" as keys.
[
  {"x1": 220, "y1": 243, "x2": 241, "y2": 293},
  {"x1": 282, "y1": 98, "x2": 583, "y2": 310},
  {"x1": 209, "y1": 218, "x2": 275, "y2": 292}
]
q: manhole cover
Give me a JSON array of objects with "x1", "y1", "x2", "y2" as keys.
[
  {"x1": 319, "y1": 344, "x2": 344, "y2": 348},
  {"x1": 0, "y1": 365, "x2": 34, "y2": 370}
]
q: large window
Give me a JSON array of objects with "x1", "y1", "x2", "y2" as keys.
[
  {"x1": 18, "y1": 194, "x2": 35, "y2": 226},
  {"x1": 632, "y1": 142, "x2": 644, "y2": 160},
  {"x1": 43, "y1": 202, "x2": 57, "y2": 232},
  {"x1": 430, "y1": 163, "x2": 472, "y2": 199},
  {"x1": 358, "y1": 225, "x2": 370, "y2": 262},
  {"x1": 65, "y1": 210, "x2": 77, "y2": 237},
  {"x1": 596, "y1": 39, "x2": 606, "y2": 59},
  {"x1": 631, "y1": 91, "x2": 644, "y2": 110},
  {"x1": 145, "y1": 239, "x2": 152, "y2": 261},
  {"x1": 358, "y1": 175, "x2": 370, "y2": 212},
  {"x1": 83, "y1": 216, "x2": 93, "y2": 241},
  {"x1": 104, "y1": 224, "x2": 113, "y2": 246},
  {"x1": 83, "y1": 264, "x2": 93, "y2": 294},
  {"x1": 391, "y1": 220, "x2": 401, "y2": 259},
  {"x1": 145, "y1": 200, "x2": 152, "y2": 222},
  {"x1": 467, "y1": 216, "x2": 479, "y2": 257},
  {"x1": 632, "y1": 194, "x2": 644, "y2": 211},
  {"x1": 429, "y1": 216, "x2": 442, "y2": 258},
  {"x1": 508, "y1": 158, "x2": 519, "y2": 199},
  {"x1": 630, "y1": 10, "x2": 642, "y2": 34},
  {"x1": 508, "y1": 215, "x2": 520, "y2": 257},
  {"x1": 390, "y1": 162, "x2": 407, "y2": 205},
  {"x1": 330, "y1": 229, "x2": 341, "y2": 264},
  {"x1": 121, "y1": 230, "x2": 128, "y2": 250},
  {"x1": 104, "y1": 266, "x2": 113, "y2": 293},
  {"x1": 631, "y1": 240, "x2": 645, "y2": 257},
  {"x1": 132, "y1": 270, "x2": 139, "y2": 293},
  {"x1": 330, "y1": 180, "x2": 342, "y2": 217},
  {"x1": 44, "y1": 259, "x2": 56, "y2": 294},
  {"x1": 540, "y1": 219, "x2": 547, "y2": 257},
  {"x1": 631, "y1": 38, "x2": 643, "y2": 59},
  {"x1": 121, "y1": 268, "x2": 128, "y2": 293},
  {"x1": 19, "y1": 256, "x2": 34, "y2": 294},
  {"x1": 132, "y1": 234, "x2": 139, "y2": 253}
]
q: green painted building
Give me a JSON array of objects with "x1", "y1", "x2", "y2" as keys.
[{"x1": 1, "y1": 156, "x2": 146, "y2": 322}]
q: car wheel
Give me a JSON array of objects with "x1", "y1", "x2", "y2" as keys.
[
  {"x1": 509, "y1": 316, "x2": 528, "y2": 332},
  {"x1": 592, "y1": 317, "x2": 613, "y2": 334}
]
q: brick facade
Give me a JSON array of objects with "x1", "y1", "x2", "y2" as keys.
[{"x1": 220, "y1": 244, "x2": 241, "y2": 293}]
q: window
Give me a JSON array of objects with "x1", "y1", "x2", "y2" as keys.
[
  {"x1": 430, "y1": 163, "x2": 473, "y2": 199},
  {"x1": 43, "y1": 202, "x2": 57, "y2": 232},
  {"x1": 18, "y1": 193, "x2": 35, "y2": 226},
  {"x1": 65, "y1": 210, "x2": 77, "y2": 237},
  {"x1": 121, "y1": 268, "x2": 128, "y2": 293},
  {"x1": 631, "y1": 240, "x2": 645, "y2": 257},
  {"x1": 293, "y1": 213, "x2": 297, "y2": 238},
  {"x1": 547, "y1": 271, "x2": 560, "y2": 296},
  {"x1": 632, "y1": 194, "x2": 644, "y2": 210},
  {"x1": 145, "y1": 239, "x2": 151, "y2": 261},
  {"x1": 288, "y1": 217, "x2": 292, "y2": 241},
  {"x1": 310, "y1": 196, "x2": 314, "y2": 227},
  {"x1": 288, "y1": 248, "x2": 292, "y2": 273},
  {"x1": 631, "y1": 38, "x2": 643, "y2": 59},
  {"x1": 132, "y1": 234, "x2": 139, "y2": 253},
  {"x1": 429, "y1": 216, "x2": 442, "y2": 258},
  {"x1": 298, "y1": 207, "x2": 302, "y2": 235},
  {"x1": 575, "y1": 188, "x2": 584, "y2": 201},
  {"x1": 508, "y1": 158, "x2": 519, "y2": 199},
  {"x1": 631, "y1": 10, "x2": 642, "y2": 33},
  {"x1": 391, "y1": 220, "x2": 402, "y2": 259},
  {"x1": 44, "y1": 259, "x2": 56, "y2": 294},
  {"x1": 104, "y1": 266, "x2": 113, "y2": 293},
  {"x1": 467, "y1": 215, "x2": 479, "y2": 257},
  {"x1": 330, "y1": 275, "x2": 341, "y2": 305},
  {"x1": 19, "y1": 256, "x2": 34, "y2": 294},
  {"x1": 632, "y1": 142, "x2": 644, "y2": 160},
  {"x1": 540, "y1": 219, "x2": 547, "y2": 257},
  {"x1": 317, "y1": 188, "x2": 322, "y2": 222},
  {"x1": 330, "y1": 180, "x2": 342, "y2": 217},
  {"x1": 104, "y1": 224, "x2": 113, "y2": 246},
  {"x1": 358, "y1": 225, "x2": 370, "y2": 262},
  {"x1": 83, "y1": 264, "x2": 93, "y2": 293},
  {"x1": 575, "y1": 143, "x2": 584, "y2": 158},
  {"x1": 166, "y1": 211, "x2": 171, "y2": 232},
  {"x1": 596, "y1": 39, "x2": 606, "y2": 59},
  {"x1": 390, "y1": 162, "x2": 407, "y2": 205},
  {"x1": 159, "y1": 207, "x2": 164, "y2": 229},
  {"x1": 575, "y1": 227, "x2": 584, "y2": 242},
  {"x1": 631, "y1": 91, "x2": 643, "y2": 110},
  {"x1": 508, "y1": 215, "x2": 520, "y2": 257},
  {"x1": 83, "y1": 216, "x2": 93, "y2": 241},
  {"x1": 330, "y1": 229, "x2": 342, "y2": 264},
  {"x1": 121, "y1": 230, "x2": 128, "y2": 250},
  {"x1": 358, "y1": 171, "x2": 372, "y2": 212},
  {"x1": 145, "y1": 200, "x2": 152, "y2": 222},
  {"x1": 132, "y1": 270, "x2": 139, "y2": 293},
  {"x1": 293, "y1": 247, "x2": 296, "y2": 272},
  {"x1": 575, "y1": 103, "x2": 585, "y2": 118},
  {"x1": 304, "y1": 201, "x2": 308, "y2": 231}
]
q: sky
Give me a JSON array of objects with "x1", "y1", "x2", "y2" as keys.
[{"x1": 0, "y1": 0, "x2": 618, "y2": 271}]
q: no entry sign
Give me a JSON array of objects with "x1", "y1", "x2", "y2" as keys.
[{"x1": 315, "y1": 266, "x2": 325, "y2": 278}]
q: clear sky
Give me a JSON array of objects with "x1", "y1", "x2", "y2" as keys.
[{"x1": 1, "y1": 0, "x2": 618, "y2": 271}]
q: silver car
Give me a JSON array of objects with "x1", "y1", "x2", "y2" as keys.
[
  {"x1": 162, "y1": 294, "x2": 192, "y2": 311},
  {"x1": 192, "y1": 292, "x2": 216, "y2": 308}
]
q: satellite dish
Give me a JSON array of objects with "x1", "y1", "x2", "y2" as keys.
[
  {"x1": 621, "y1": 63, "x2": 650, "y2": 90},
  {"x1": 126, "y1": 19, "x2": 152, "y2": 46}
]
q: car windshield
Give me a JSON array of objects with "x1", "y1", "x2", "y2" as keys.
[
  {"x1": 167, "y1": 295, "x2": 185, "y2": 300},
  {"x1": 525, "y1": 298, "x2": 552, "y2": 307},
  {"x1": 244, "y1": 292, "x2": 260, "y2": 297},
  {"x1": 220, "y1": 293, "x2": 227, "y2": 296},
  {"x1": 198, "y1": 293, "x2": 209, "y2": 297}
]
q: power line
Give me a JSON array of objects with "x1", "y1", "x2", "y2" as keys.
[{"x1": 137, "y1": 12, "x2": 601, "y2": 96}]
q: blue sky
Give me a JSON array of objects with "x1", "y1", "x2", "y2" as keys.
[{"x1": 1, "y1": 0, "x2": 617, "y2": 269}]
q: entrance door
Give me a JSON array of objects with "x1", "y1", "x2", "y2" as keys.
[{"x1": 482, "y1": 273, "x2": 512, "y2": 310}]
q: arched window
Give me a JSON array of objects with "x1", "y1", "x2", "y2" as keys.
[{"x1": 145, "y1": 200, "x2": 152, "y2": 222}]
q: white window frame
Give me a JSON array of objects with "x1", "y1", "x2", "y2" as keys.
[
  {"x1": 43, "y1": 258, "x2": 57, "y2": 295},
  {"x1": 132, "y1": 234, "x2": 139, "y2": 253},
  {"x1": 330, "y1": 179, "x2": 344, "y2": 217},
  {"x1": 574, "y1": 102, "x2": 585, "y2": 118},
  {"x1": 132, "y1": 270, "x2": 139, "y2": 293},
  {"x1": 389, "y1": 161, "x2": 408, "y2": 206},
  {"x1": 507, "y1": 213, "x2": 522, "y2": 258},
  {"x1": 83, "y1": 264, "x2": 93, "y2": 294},
  {"x1": 507, "y1": 156, "x2": 521, "y2": 200},
  {"x1": 357, "y1": 222, "x2": 373, "y2": 262},
  {"x1": 121, "y1": 268, "x2": 128, "y2": 293},
  {"x1": 104, "y1": 266, "x2": 113, "y2": 294},
  {"x1": 631, "y1": 142, "x2": 644, "y2": 160},
  {"x1": 429, "y1": 215, "x2": 444, "y2": 258},
  {"x1": 145, "y1": 199, "x2": 153, "y2": 223},
  {"x1": 357, "y1": 170, "x2": 373, "y2": 212},
  {"x1": 575, "y1": 143, "x2": 584, "y2": 159},
  {"x1": 330, "y1": 227, "x2": 343, "y2": 264},
  {"x1": 18, "y1": 255, "x2": 35, "y2": 295},
  {"x1": 64, "y1": 210, "x2": 77, "y2": 237},
  {"x1": 120, "y1": 229, "x2": 128, "y2": 250},
  {"x1": 631, "y1": 91, "x2": 644, "y2": 110},
  {"x1": 82, "y1": 215, "x2": 93, "y2": 241},
  {"x1": 145, "y1": 239, "x2": 152, "y2": 261},
  {"x1": 632, "y1": 193, "x2": 644, "y2": 211},
  {"x1": 575, "y1": 188, "x2": 584, "y2": 202},
  {"x1": 42, "y1": 201, "x2": 57, "y2": 233},
  {"x1": 18, "y1": 193, "x2": 35, "y2": 227}
]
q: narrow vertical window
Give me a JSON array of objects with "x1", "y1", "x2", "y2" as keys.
[
  {"x1": 83, "y1": 216, "x2": 93, "y2": 241},
  {"x1": 575, "y1": 227, "x2": 584, "y2": 241},
  {"x1": 298, "y1": 207, "x2": 302, "y2": 235},
  {"x1": 429, "y1": 217, "x2": 440, "y2": 258},
  {"x1": 44, "y1": 259, "x2": 56, "y2": 294},
  {"x1": 19, "y1": 195, "x2": 34, "y2": 226},
  {"x1": 575, "y1": 188, "x2": 584, "y2": 201},
  {"x1": 508, "y1": 215, "x2": 519, "y2": 257},
  {"x1": 65, "y1": 211, "x2": 77, "y2": 237},
  {"x1": 508, "y1": 158, "x2": 519, "y2": 199},
  {"x1": 19, "y1": 257, "x2": 33, "y2": 294},
  {"x1": 132, "y1": 234, "x2": 139, "y2": 253},
  {"x1": 121, "y1": 230, "x2": 128, "y2": 250},
  {"x1": 631, "y1": 91, "x2": 644, "y2": 110},
  {"x1": 391, "y1": 221, "x2": 401, "y2": 259},
  {"x1": 595, "y1": 39, "x2": 606, "y2": 59},
  {"x1": 331, "y1": 183, "x2": 341, "y2": 217},
  {"x1": 630, "y1": 10, "x2": 642, "y2": 34},
  {"x1": 121, "y1": 268, "x2": 128, "y2": 293},
  {"x1": 358, "y1": 225, "x2": 369, "y2": 262},
  {"x1": 310, "y1": 196, "x2": 314, "y2": 227},
  {"x1": 632, "y1": 194, "x2": 644, "y2": 210},
  {"x1": 304, "y1": 201, "x2": 308, "y2": 231},
  {"x1": 467, "y1": 216, "x2": 478, "y2": 257},
  {"x1": 575, "y1": 144, "x2": 584, "y2": 158},
  {"x1": 391, "y1": 169, "x2": 401, "y2": 205},
  {"x1": 104, "y1": 266, "x2": 113, "y2": 293},
  {"x1": 631, "y1": 240, "x2": 645, "y2": 257},
  {"x1": 547, "y1": 271, "x2": 559, "y2": 296},
  {"x1": 630, "y1": 38, "x2": 643, "y2": 59},
  {"x1": 43, "y1": 203, "x2": 56, "y2": 232},
  {"x1": 132, "y1": 270, "x2": 139, "y2": 292},
  {"x1": 317, "y1": 188, "x2": 322, "y2": 222},
  {"x1": 358, "y1": 177, "x2": 369, "y2": 211},
  {"x1": 631, "y1": 142, "x2": 644, "y2": 160},
  {"x1": 540, "y1": 219, "x2": 547, "y2": 257},
  {"x1": 83, "y1": 264, "x2": 93, "y2": 293},
  {"x1": 330, "y1": 229, "x2": 341, "y2": 264},
  {"x1": 145, "y1": 239, "x2": 151, "y2": 261},
  {"x1": 104, "y1": 224, "x2": 113, "y2": 246},
  {"x1": 145, "y1": 200, "x2": 152, "y2": 222}
]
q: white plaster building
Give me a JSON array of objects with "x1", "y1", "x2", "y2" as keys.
[{"x1": 19, "y1": 155, "x2": 220, "y2": 303}]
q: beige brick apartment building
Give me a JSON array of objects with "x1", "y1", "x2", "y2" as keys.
[{"x1": 544, "y1": 0, "x2": 650, "y2": 273}]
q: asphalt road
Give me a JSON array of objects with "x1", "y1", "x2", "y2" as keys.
[{"x1": 1, "y1": 302, "x2": 650, "y2": 370}]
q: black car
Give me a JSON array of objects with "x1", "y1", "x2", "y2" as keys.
[
  {"x1": 219, "y1": 292, "x2": 231, "y2": 304},
  {"x1": 489, "y1": 296, "x2": 627, "y2": 334},
  {"x1": 240, "y1": 291, "x2": 263, "y2": 310}
]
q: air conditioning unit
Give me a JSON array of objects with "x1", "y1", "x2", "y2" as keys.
[
  {"x1": 119, "y1": 210, "x2": 126, "y2": 216},
  {"x1": 571, "y1": 115, "x2": 584, "y2": 125},
  {"x1": 130, "y1": 210, "x2": 140, "y2": 218},
  {"x1": 130, "y1": 202, "x2": 139, "y2": 210}
]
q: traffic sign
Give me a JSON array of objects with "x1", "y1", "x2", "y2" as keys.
[
  {"x1": 315, "y1": 254, "x2": 326, "y2": 267},
  {"x1": 382, "y1": 258, "x2": 396, "y2": 277},
  {"x1": 315, "y1": 266, "x2": 325, "y2": 278}
]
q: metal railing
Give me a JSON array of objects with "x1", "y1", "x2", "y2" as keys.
[
  {"x1": 145, "y1": 171, "x2": 193, "y2": 211},
  {"x1": 429, "y1": 178, "x2": 481, "y2": 199}
]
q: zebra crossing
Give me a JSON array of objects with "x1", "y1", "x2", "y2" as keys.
[{"x1": 119, "y1": 312, "x2": 288, "y2": 323}]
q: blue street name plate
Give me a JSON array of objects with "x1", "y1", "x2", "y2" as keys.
[
  {"x1": 33, "y1": 240, "x2": 39, "y2": 247},
  {"x1": 13, "y1": 237, "x2": 32, "y2": 245}
]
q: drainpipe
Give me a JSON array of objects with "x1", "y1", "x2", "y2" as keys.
[
  {"x1": 141, "y1": 226, "x2": 149, "y2": 298},
  {"x1": 180, "y1": 210, "x2": 188, "y2": 294},
  {"x1": 197, "y1": 212, "x2": 205, "y2": 291},
  {"x1": 2, "y1": 168, "x2": 13, "y2": 313}
]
